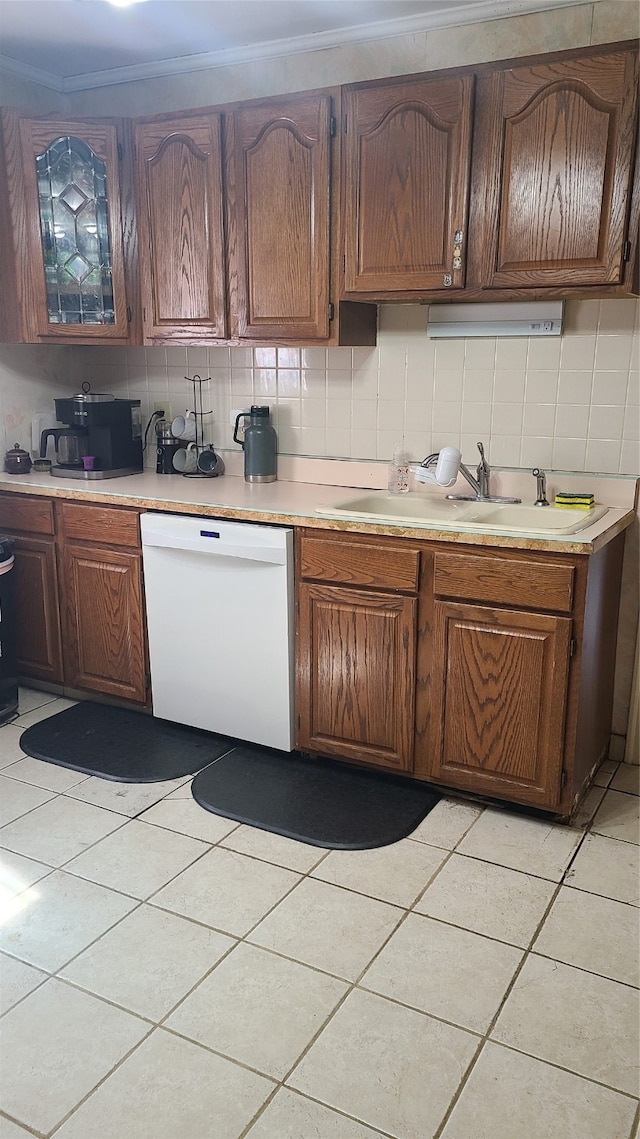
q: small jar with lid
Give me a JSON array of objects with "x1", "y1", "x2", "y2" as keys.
[{"x1": 4, "y1": 444, "x2": 32, "y2": 475}]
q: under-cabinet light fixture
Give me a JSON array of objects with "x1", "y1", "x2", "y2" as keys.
[{"x1": 427, "y1": 301, "x2": 564, "y2": 338}]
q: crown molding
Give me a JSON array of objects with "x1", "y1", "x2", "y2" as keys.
[
  {"x1": 0, "y1": 55, "x2": 64, "y2": 93},
  {"x1": 0, "y1": 0, "x2": 592, "y2": 94}
]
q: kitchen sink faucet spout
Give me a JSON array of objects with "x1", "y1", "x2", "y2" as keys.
[{"x1": 445, "y1": 441, "x2": 521, "y2": 505}]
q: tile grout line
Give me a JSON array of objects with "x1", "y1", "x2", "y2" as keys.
[
  {"x1": 430, "y1": 847, "x2": 582, "y2": 1139},
  {"x1": 3, "y1": 702, "x2": 638, "y2": 1135}
]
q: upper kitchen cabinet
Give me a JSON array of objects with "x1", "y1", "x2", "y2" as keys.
[
  {"x1": 469, "y1": 43, "x2": 639, "y2": 293},
  {"x1": 342, "y1": 75, "x2": 475, "y2": 297},
  {"x1": 0, "y1": 109, "x2": 136, "y2": 344},
  {"x1": 228, "y1": 92, "x2": 376, "y2": 345},
  {"x1": 134, "y1": 114, "x2": 227, "y2": 341}
]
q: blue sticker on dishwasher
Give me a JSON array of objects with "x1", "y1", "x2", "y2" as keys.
[{"x1": 200, "y1": 530, "x2": 221, "y2": 539}]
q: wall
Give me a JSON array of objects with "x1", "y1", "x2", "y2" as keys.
[
  {"x1": 0, "y1": 0, "x2": 638, "y2": 752},
  {"x1": 29, "y1": 298, "x2": 635, "y2": 475},
  {"x1": 60, "y1": 0, "x2": 638, "y2": 117}
]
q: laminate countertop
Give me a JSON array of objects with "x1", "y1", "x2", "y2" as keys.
[{"x1": 0, "y1": 468, "x2": 636, "y2": 556}]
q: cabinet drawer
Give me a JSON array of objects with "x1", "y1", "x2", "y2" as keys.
[
  {"x1": 0, "y1": 494, "x2": 54, "y2": 535},
  {"x1": 433, "y1": 552, "x2": 575, "y2": 613},
  {"x1": 300, "y1": 535, "x2": 420, "y2": 593},
  {"x1": 59, "y1": 502, "x2": 140, "y2": 549}
]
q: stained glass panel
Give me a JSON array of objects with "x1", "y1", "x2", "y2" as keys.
[{"x1": 36, "y1": 136, "x2": 115, "y2": 325}]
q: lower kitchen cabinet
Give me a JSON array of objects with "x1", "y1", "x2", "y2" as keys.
[
  {"x1": 61, "y1": 543, "x2": 147, "y2": 703},
  {"x1": 0, "y1": 493, "x2": 149, "y2": 706},
  {"x1": 429, "y1": 601, "x2": 572, "y2": 810},
  {"x1": 296, "y1": 531, "x2": 422, "y2": 771},
  {"x1": 297, "y1": 582, "x2": 417, "y2": 770},
  {"x1": 295, "y1": 526, "x2": 626, "y2": 818},
  {"x1": 0, "y1": 494, "x2": 62, "y2": 684},
  {"x1": 58, "y1": 502, "x2": 148, "y2": 704}
]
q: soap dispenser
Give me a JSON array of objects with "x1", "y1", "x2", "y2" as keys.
[{"x1": 234, "y1": 406, "x2": 277, "y2": 483}]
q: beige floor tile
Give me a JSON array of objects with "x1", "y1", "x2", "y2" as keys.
[
  {"x1": 362, "y1": 912, "x2": 523, "y2": 1033},
  {"x1": 167, "y1": 941, "x2": 347, "y2": 1079},
  {"x1": 491, "y1": 954, "x2": 640, "y2": 1095},
  {"x1": 565, "y1": 832, "x2": 640, "y2": 905},
  {"x1": 163, "y1": 782, "x2": 195, "y2": 800},
  {"x1": 441, "y1": 1041, "x2": 638, "y2": 1139},
  {"x1": 66, "y1": 818, "x2": 209, "y2": 899},
  {"x1": 66, "y1": 774, "x2": 191, "y2": 816},
  {"x1": 1, "y1": 847, "x2": 54, "y2": 895},
  {"x1": 457, "y1": 807, "x2": 581, "y2": 880},
  {"x1": 611, "y1": 764, "x2": 640, "y2": 796},
  {"x1": 17, "y1": 687, "x2": 58, "y2": 715},
  {"x1": 533, "y1": 886, "x2": 640, "y2": 986},
  {"x1": 12, "y1": 697, "x2": 76, "y2": 730},
  {"x1": 53, "y1": 1027, "x2": 273, "y2": 1139},
  {"x1": 592, "y1": 790, "x2": 640, "y2": 844},
  {"x1": 593, "y1": 759, "x2": 619, "y2": 788},
  {"x1": 249, "y1": 878, "x2": 403, "y2": 981},
  {"x1": 409, "y1": 799, "x2": 483, "y2": 849},
  {"x1": 310, "y1": 837, "x2": 448, "y2": 907},
  {"x1": 221, "y1": 823, "x2": 328, "y2": 873},
  {"x1": 414, "y1": 853, "x2": 556, "y2": 947},
  {"x1": 3, "y1": 755, "x2": 88, "y2": 793},
  {"x1": 571, "y1": 784, "x2": 607, "y2": 828},
  {"x1": 0, "y1": 977, "x2": 149, "y2": 1135},
  {"x1": 0, "y1": 869, "x2": 137, "y2": 972},
  {"x1": 0, "y1": 774, "x2": 54, "y2": 827},
  {"x1": 0, "y1": 725, "x2": 30, "y2": 770},
  {"x1": 140, "y1": 795, "x2": 242, "y2": 844},
  {"x1": 0, "y1": 953, "x2": 48, "y2": 1015},
  {"x1": 0, "y1": 794, "x2": 125, "y2": 866},
  {"x1": 60, "y1": 904, "x2": 234, "y2": 1021},
  {"x1": 0, "y1": 1115, "x2": 34, "y2": 1137},
  {"x1": 246, "y1": 1088, "x2": 384, "y2": 1138},
  {"x1": 152, "y1": 846, "x2": 301, "y2": 936},
  {"x1": 288, "y1": 988, "x2": 477, "y2": 1139}
]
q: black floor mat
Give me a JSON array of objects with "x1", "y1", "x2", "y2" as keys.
[
  {"x1": 19, "y1": 702, "x2": 233, "y2": 783},
  {"x1": 191, "y1": 745, "x2": 440, "y2": 850}
]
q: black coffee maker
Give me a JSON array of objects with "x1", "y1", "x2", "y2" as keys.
[{"x1": 40, "y1": 383, "x2": 143, "y2": 479}]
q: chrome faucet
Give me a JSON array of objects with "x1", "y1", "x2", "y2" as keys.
[
  {"x1": 476, "y1": 441, "x2": 490, "y2": 498},
  {"x1": 444, "y1": 442, "x2": 521, "y2": 504},
  {"x1": 532, "y1": 467, "x2": 549, "y2": 506}
]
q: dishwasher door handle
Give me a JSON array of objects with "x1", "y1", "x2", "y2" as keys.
[{"x1": 142, "y1": 532, "x2": 288, "y2": 565}]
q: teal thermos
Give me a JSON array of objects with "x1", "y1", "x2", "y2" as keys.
[{"x1": 233, "y1": 405, "x2": 277, "y2": 483}]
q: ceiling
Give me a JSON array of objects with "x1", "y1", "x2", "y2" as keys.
[{"x1": 0, "y1": 0, "x2": 590, "y2": 91}]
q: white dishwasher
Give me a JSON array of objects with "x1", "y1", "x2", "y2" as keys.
[{"x1": 140, "y1": 513, "x2": 294, "y2": 751}]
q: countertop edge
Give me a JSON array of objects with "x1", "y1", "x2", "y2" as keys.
[{"x1": 0, "y1": 475, "x2": 635, "y2": 555}]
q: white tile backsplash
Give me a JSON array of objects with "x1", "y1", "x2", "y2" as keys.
[{"x1": 0, "y1": 300, "x2": 638, "y2": 475}]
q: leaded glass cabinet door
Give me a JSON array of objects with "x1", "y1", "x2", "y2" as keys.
[{"x1": 18, "y1": 119, "x2": 130, "y2": 341}]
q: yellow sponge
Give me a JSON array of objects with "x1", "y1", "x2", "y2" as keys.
[{"x1": 555, "y1": 491, "x2": 594, "y2": 510}]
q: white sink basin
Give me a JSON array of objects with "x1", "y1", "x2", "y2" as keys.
[{"x1": 315, "y1": 494, "x2": 608, "y2": 535}]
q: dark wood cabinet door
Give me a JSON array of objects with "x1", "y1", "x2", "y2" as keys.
[
  {"x1": 476, "y1": 48, "x2": 639, "y2": 288},
  {"x1": 233, "y1": 94, "x2": 331, "y2": 340},
  {"x1": 6, "y1": 115, "x2": 131, "y2": 342},
  {"x1": 12, "y1": 537, "x2": 63, "y2": 684},
  {"x1": 62, "y1": 544, "x2": 147, "y2": 703},
  {"x1": 430, "y1": 601, "x2": 572, "y2": 809},
  {"x1": 135, "y1": 115, "x2": 227, "y2": 340},
  {"x1": 297, "y1": 582, "x2": 416, "y2": 770},
  {"x1": 343, "y1": 75, "x2": 474, "y2": 294}
]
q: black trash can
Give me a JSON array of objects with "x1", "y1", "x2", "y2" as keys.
[{"x1": 0, "y1": 536, "x2": 18, "y2": 724}]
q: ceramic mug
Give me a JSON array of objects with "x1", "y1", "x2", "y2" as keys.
[
  {"x1": 172, "y1": 443, "x2": 198, "y2": 473},
  {"x1": 171, "y1": 411, "x2": 197, "y2": 442},
  {"x1": 197, "y1": 447, "x2": 224, "y2": 475}
]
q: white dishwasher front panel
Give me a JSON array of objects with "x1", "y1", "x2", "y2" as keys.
[{"x1": 141, "y1": 513, "x2": 294, "y2": 751}]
